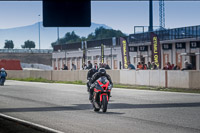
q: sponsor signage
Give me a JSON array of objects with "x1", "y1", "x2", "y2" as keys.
[
  {"x1": 176, "y1": 42, "x2": 186, "y2": 49},
  {"x1": 101, "y1": 44, "x2": 104, "y2": 63},
  {"x1": 162, "y1": 43, "x2": 172, "y2": 50},
  {"x1": 139, "y1": 46, "x2": 148, "y2": 51},
  {"x1": 129, "y1": 46, "x2": 137, "y2": 52},
  {"x1": 190, "y1": 41, "x2": 200, "y2": 48},
  {"x1": 150, "y1": 32, "x2": 161, "y2": 69},
  {"x1": 120, "y1": 37, "x2": 130, "y2": 69}
]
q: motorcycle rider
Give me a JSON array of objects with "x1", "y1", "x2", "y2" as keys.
[
  {"x1": 88, "y1": 68, "x2": 113, "y2": 101},
  {"x1": 87, "y1": 68, "x2": 98, "y2": 92},
  {"x1": 0, "y1": 68, "x2": 7, "y2": 85}
]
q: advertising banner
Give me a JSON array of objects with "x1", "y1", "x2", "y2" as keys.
[
  {"x1": 150, "y1": 32, "x2": 161, "y2": 69},
  {"x1": 120, "y1": 37, "x2": 130, "y2": 69},
  {"x1": 101, "y1": 44, "x2": 104, "y2": 63}
]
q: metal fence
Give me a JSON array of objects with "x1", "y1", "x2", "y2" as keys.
[
  {"x1": 53, "y1": 38, "x2": 120, "y2": 51},
  {"x1": 0, "y1": 49, "x2": 53, "y2": 53},
  {"x1": 53, "y1": 25, "x2": 200, "y2": 51},
  {"x1": 129, "y1": 25, "x2": 200, "y2": 44}
]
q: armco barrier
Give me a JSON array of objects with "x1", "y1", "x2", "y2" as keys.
[{"x1": 6, "y1": 70, "x2": 200, "y2": 89}]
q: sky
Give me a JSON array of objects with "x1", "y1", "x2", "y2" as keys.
[{"x1": 0, "y1": 1, "x2": 200, "y2": 34}]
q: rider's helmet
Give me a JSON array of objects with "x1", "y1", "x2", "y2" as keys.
[
  {"x1": 1, "y1": 68, "x2": 5, "y2": 71},
  {"x1": 98, "y1": 68, "x2": 106, "y2": 76}
]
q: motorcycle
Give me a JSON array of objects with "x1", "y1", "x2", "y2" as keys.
[
  {"x1": 0, "y1": 77, "x2": 5, "y2": 86},
  {"x1": 91, "y1": 76, "x2": 112, "y2": 112}
]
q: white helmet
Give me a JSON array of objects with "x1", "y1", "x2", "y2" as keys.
[{"x1": 1, "y1": 68, "x2": 5, "y2": 71}]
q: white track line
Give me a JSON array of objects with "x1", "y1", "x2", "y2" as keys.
[{"x1": 0, "y1": 113, "x2": 64, "y2": 133}]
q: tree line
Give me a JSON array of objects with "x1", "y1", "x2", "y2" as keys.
[
  {"x1": 51, "y1": 27, "x2": 126, "y2": 47},
  {"x1": 3, "y1": 27, "x2": 126, "y2": 49},
  {"x1": 4, "y1": 40, "x2": 35, "y2": 49}
]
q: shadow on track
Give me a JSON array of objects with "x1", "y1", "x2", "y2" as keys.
[{"x1": 0, "y1": 102, "x2": 200, "y2": 113}]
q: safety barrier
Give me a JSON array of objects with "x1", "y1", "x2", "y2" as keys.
[
  {"x1": 6, "y1": 70, "x2": 200, "y2": 89},
  {"x1": 0, "y1": 60, "x2": 22, "y2": 70}
]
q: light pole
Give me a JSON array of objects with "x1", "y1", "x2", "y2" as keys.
[
  {"x1": 57, "y1": 27, "x2": 60, "y2": 50},
  {"x1": 111, "y1": 46, "x2": 113, "y2": 69},
  {"x1": 38, "y1": 14, "x2": 41, "y2": 52},
  {"x1": 149, "y1": 0, "x2": 153, "y2": 32}
]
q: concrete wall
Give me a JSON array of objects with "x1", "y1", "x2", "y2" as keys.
[
  {"x1": 52, "y1": 71, "x2": 80, "y2": 82},
  {"x1": 7, "y1": 70, "x2": 30, "y2": 79},
  {"x1": 106, "y1": 70, "x2": 120, "y2": 84},
  {"x1": 189, "y1": 71, "x2": 200, "y2": 89},
  {"x1": 119, "y1": 70, "x2": 166, "y2": 87},
  {"x1": 149, "y1": 70, "x2": 166, "y2": 87},
  {"x1": 167, "y1": 71, "x2": 190, "y2": 88},
  {"x1": 120, "y1": 70, "x2": 136, "y2": 85},
  {"x1": 6, "y1": 70, "x2": 200, "y2": 89},
  {"x1": 30, "y1": 70, "x2": 52, "y2": 81}
]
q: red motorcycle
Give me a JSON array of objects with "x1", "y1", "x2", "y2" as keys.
[{"x1": 92, "y1": 76, "x2": 112, "y2": 112}]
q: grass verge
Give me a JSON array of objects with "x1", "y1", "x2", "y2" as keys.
[
  {"x1": 7, "y1": 77, "x2": 85, "y2": 85},
  {"x1": 7, "y1": 77, "x2": 200, "y2": 94},
  {"x1": 114, "y1": 84, "x2": 200, "y2": 93}
]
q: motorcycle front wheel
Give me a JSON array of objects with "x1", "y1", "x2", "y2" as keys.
[{"x1": 102, "y1": 95, "x2": 108, "y2": 112}]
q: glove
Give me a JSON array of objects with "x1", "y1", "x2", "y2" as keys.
[{"x1": 90, "y1": 83, "x2": 95, "y2": 89}]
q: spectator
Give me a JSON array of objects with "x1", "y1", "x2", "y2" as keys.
[
  {"x1": 128, "y1": 62, "x2": 135, "y2": 70},
  {"x1": 99, "y1": 63, "x2": 103, "y2": 68},
  {"x1": 94, "y1": 63, "x2": 98, "y2": 70},
  {"x1": 147, "y1": 62, "x2": 152, "y2": 70},
  {"x1": 87, "y1": 61, "x2": 92, "y2": 69},
  {"x1": 143, "y1": 64, "x2": 147, "y2": 70},
  {"x1": 105, "y1": 63, "x2": 111, "y2": 69},
  {"x1": 82, "y1": 63, "x2": 87, "y2": 70},
  {"x1": 181, "y1": 60, "x2": 193, "y2": 71},
  {"x1": 141, "y1": 62, "x2": 147, "y2": 70},
  {"x1": 171, "y1": 64, "x2": 175, "y2": 69},
  {"x1": 62, "y1": 64, "x2": 68, "y2": 70},
  {"x1": 173, "y1": 65, "x2": 180, "y2": 70},
  {"x1": 100, "y1": 63, "x2": 106, "y2": 68},
  {"x1": 151, "y1": 62, "x2": 158, "y2": 70},
  {"x1": 165, "y1": 62, "x2": 173, "y2": 70},
  {"x1": 137, "y1": 62, "x2": 143, "y2": 69},
  {"x1": 71, "y1": 63, "x2": 76, "y2": 70}
]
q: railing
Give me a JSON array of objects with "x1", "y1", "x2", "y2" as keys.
[
  {"x1": 53, "y1": 38, "x2": 120, "y2": 51},
  {"x1": 129, "y1": 25, "x2": 200, "y2": 44},
  {"x1": 0, "y1": 49, "x2": 53, "y2": 53},
  {"x1": 53, "y1": 25, "x2": 200, "y2": 51}
]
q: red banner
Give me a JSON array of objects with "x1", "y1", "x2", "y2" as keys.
[{"x1": 0, "y1": 59, "x2": 22, "y2": 70}]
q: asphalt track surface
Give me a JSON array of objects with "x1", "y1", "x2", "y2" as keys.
[{"x1": 0, "y1": 80, "x2": 200, "y2": 133}]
